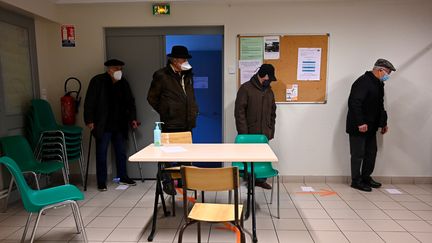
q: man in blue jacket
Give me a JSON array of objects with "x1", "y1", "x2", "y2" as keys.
[{"x1": 346, "y1": 58, "x2": 396, "y2": 192}]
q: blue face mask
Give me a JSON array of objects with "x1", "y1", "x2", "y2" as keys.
[{"x1": 380, "y1": 73, "x2": 390, "y2": 82}]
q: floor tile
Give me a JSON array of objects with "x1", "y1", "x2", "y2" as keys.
[
  {"x1": 364, "y1": 219, "x2": 405, "y2": 232},
  {"x1": 412, "y1": 211, "x2": 432, "y2": 220},
  {"x1": 343, "y1": 231, "x2": 384, "y2": 243},
  {"x1": 334, "y1": 219, "x2": 372, "y2": 231},
  {"x1": 273, "y1": 218, "x2": 307, "y2": 230},
  {"x1": 373, "y1": 201, "x2": 405, "y2": 210},
  {"x1": 325, "y1": 208, "x2": 360, "y2": 219},
  {"x1": 298, "y1": 209, "x2": 330, "y2": 219},
  {"x1": 303, "y1": 219, "x2": 339, "y2": 231},
  {"x1": 384, "y1": 210, "x2": 422, "y2": 220},
  {"x1": 354, "y1": 209, "x2": 391, "y2": 220},
  {"x1": 275, "y1": 230, "x2": 313, "y2": 243},
  {"x1": 99, "y1": 207, "x2": 131, "y2": 217},
  {"x1": 71, "y1": 227, "x2": 113, "y2": 241},
  {"x1": 105, "y1": 228, "x2": 144, "y2": 242},
  {"x1": 411, "y1": 232, "x2": 432, "y2": 243},
  {"x1": 396, "y1": 220, "x2": 432, "y2": 232},
  {"x1": 86, "y1": 216, "x2": 124, "y2": 228},
  {"x1": 377, "y1": 231, "x2": 421, "y2": 243},
  {"x1": 309, "y1": 231, "x2": 349, "y2": 243}
]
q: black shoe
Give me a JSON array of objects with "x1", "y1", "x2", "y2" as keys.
[
  {"x1": 162, "y1": 180, "x2": 176, "y2": 195},
  {"x1": 351, "y1": 181, "x2": 372, "y2": 192},
  {"x1": 120, "y1": 177, "x2": 137, "y2": 186},
  {"x1": 365, "y1": 178, "x2": 382, "y2": 188},
  {"x1": 255, "y1": 181, "x2": 272, "y2": 190},
  {"x1": 97, "y1": 184, "x2": 107, "y2": 191}
]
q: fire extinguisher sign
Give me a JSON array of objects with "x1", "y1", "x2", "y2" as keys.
[{"x1": 61, "y1": 24, "x2": 75, "y2": 47}]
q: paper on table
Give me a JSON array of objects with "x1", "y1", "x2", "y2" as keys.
[
  {"x1": 385, "y1": 189, "x2": 402, "y2": 194},
  {"x1": 301, "y1": 186, "x2": 315, "y2": 192},
  {"x1": 116, "y1": 185, "x2": 129, "y2": 190},
  {"x1": 159, "y1": 146, "x2": 187, "y2": 153}
]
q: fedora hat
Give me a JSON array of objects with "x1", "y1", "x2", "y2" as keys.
[{"x1": 167, "y1": 45, "x2": 192, "y2": 59}]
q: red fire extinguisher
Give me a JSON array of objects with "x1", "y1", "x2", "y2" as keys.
[{"x1": 61, "y1": 77, "x2": 81, "y2": 125}]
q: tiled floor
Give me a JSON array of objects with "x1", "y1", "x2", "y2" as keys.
[{"x1": 1, "y1": 181, "x2": 432, "y2": 243}]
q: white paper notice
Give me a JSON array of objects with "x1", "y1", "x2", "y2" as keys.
[
  {"x1": 301, "y1": 186, "x2": 315, "y2": 192},
  {"x1": 264, "y1": 36, "x2": 280, "y2": 60},
  {"x1": 160, "y1": 146, "x2": 187, "y2": 153},
  {"x1": 239, "y1": 60, "x2": 262, "y2": 84},
  {"x1": 286, "y1": 84, "x2": 298, "y2": 101},
  {"x1": 116, "y1": 185, "x2": 129, "y2": 190},
  {"x1": 385, "y1": 189, "x2": 402, "y2": 194},
  {"x1": 297, "y1": 48, "x2": 322, "y2": 81}
]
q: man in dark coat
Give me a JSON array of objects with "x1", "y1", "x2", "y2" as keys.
[
  {"x1": 84, "y1": 59, "x2": 138, "y2": 191},
  {"x1": 235, "y1": 64, "x2": 277, "y2": 189},
  {"x1": 346, "y1": 58, "x2": 396, "y2": 192},
  {"x1": 147, "y1": 45, "x2": 198, "y2": 133},
  {"x1": 147, "y1": 46, "x2": 198, "y2": 195}
]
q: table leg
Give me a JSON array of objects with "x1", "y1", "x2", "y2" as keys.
[
  {"x1": 148, "y1": 163, "x2": 170, "y2": 242},
  {"x1": 244, "y1": 162, "x2": 251, "y2": 220},
  {"x1": 251, "y1": 163, "x2": 257, "y2": 243}
]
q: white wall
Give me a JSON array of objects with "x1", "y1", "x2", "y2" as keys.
[{"x1": 4, "y1": 0, "x2": 432, "y2": 177}]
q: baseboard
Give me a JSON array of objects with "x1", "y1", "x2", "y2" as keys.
[{"x1": 281, "y1": 175, "x2": 432, "y2": 184}]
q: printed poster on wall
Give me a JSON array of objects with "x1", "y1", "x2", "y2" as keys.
[
  {"x1": 239, "y1": 60, "x2": 262, "y2": 84},
  {"x1": 61, "y1": 25, "x2": 75, "y2": 47},
  {"x1": 297, "y1": 48, "x2": 321, "y2": 81},
  {"x1": 240, "y1": 37, "x2": 264, "y2": 60},
  {"x1": 286, "y1": 84, "x2": 298, "y2": 101},
  {"x1": 264, "y1": 36, "x2": 280, "y2": 60}
]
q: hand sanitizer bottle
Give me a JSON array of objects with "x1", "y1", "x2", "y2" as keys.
[{"x1": 154, "y1": 122, "x2": 164, "y2": 146}]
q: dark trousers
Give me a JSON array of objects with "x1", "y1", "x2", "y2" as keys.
[
  {"x1": 96, "y1": 132, "x2": 127, "y2": 185},
  {"x1": 349, "y1": 133, "x2": 377, "y2": 182}
]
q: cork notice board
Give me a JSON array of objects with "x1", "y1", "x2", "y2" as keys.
[{"x1": 238, "y1": 34, "x2": 329, "y2": 103}]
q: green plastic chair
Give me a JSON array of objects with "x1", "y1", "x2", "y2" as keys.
[
  {"x1": 0, "y1": 156, "x2": 87, "y2": 243},
  {"x1": 232, "y1": 134, "x2": 280, "y2": 218},
  {"x1": 0, "y1": 135, "x2": 68, "y2": 212}
]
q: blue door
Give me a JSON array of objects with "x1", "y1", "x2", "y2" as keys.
[{"x1": 166, "y1": 35, "x2": 223, "y2": 167}]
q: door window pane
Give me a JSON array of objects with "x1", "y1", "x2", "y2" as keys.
[{"x1": 0, "y1": 20, "x2": 33, "y2": 115}]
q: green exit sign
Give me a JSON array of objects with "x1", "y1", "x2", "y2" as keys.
[{"x1": 153, "y1": 4, "x2": 170, "y2": 15}]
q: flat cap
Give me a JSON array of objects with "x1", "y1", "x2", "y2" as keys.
[
  {"x1": 258, "y1": 64, "x2": 277, "y2": 81},
  {"x1": 374, "y1": 58, "x2": 396, "y2": 71},
  {"x1": 104, "y1": 59, "x2": 125, "y2": 67}
]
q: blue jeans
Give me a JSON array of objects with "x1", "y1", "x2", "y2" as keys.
[{"x1": 96, "y1": 132, "x2": 127, "y2": 185}]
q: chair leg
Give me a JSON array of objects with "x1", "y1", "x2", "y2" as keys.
[
  {"x1": 21, "y1": 213, "x2": 32, "y2": 243},
  {"x1": 270, "y1": 177, "x2": 274, "y2": 204},
  {"x1": 2, "y1": 178, "x2": 14, "y2": 213},
  {"x1": 30, "y1": 172, "x2": 40, "y2": 190},
  {"x1": 72, "y1": 201, "x2": 88, "y2": 243},
  {"x1": 70, "y1": 204, "x2": 81, "y2": 233},
  {"x1": 171, "y1": 179, "x2": 176, "y2": 216},
  {"x1": 62, "y1": 168, "x2": 69, "y2": 184},
  {"x1": 78, "y1": 156, "x2": 86, "y2": 186},
  {"x1": 178, "y1": 221, "x2": 195, "y2": 243},
  {"x1": 277, "y1": 175, "x2": 280, "y2": 219},
  {"x1": 29, "y1": 210, "x2": 43, "y2": 243}
]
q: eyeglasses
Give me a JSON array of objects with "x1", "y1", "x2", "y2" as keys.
[{"x1": 380, "y1": 68, "x2": 391, "y2": 75}]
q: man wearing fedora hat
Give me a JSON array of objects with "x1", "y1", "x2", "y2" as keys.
[
  {"x1": 84, "y1": 59, "x2": 139, "y2": 191},
  {"x1": 346, "y1": 58, "x2": 396, "y2": 192},
  {"x1": 147, "y1": 45, "x2": 199, "y2": 195},
  {"x1": 235, "y1": 64, "x2": 277, "y2": 189},
  {"x1": 147, "y1": 45, "x2": 198, "y2": 133}
]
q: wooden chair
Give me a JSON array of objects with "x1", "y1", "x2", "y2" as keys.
[
  {"x1": 177, "y1": 166, "x2": 246, "y2": 243},
  {"x1": 160, "y1": 131, "x2": 193, "y2": 216}
]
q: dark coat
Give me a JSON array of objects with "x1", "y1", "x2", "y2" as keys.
[
  {"x1": 346, "y1": 71, "x2": 387, "y2": 135},
  {"x1": 147, "y1": 64, "x2": 198, "y2": 132},
  {"x1": 84, "y1": 72, "x2": 137, "y2": 139},
  {"x1": 235, "y1": 75, "x2": 277, "y2": 140}
]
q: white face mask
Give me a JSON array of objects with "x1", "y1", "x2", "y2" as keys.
[
  {"x1": 180, "y1": 61, "x2": 192, "y2": 71},
  {"x1": 113, "y1": 70, "x2": 122, "y2": 81}
]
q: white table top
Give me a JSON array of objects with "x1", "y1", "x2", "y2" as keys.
[{"x1": 129, "y1": 143, "x2": 278, "y2": 163}]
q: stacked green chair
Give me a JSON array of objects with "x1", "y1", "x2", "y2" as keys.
[
  {"x1": 232, "y1": 134, "x2": 280, "y2": 218},
  {"x1": 0, "y1": 135, "x2": 67, "y2": 212},
  {"x1": 0, "y1": 156, "x2": 87, "y2": 243},
  {"x1": 26, "y1": 99, "x2": 85, "y2": 186}
]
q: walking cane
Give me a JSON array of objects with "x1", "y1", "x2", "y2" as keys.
[
  {"x1": 132, "y1": 126, "x2": 145, "y2": 182},
  {"x1": 84, "y1": 131, "x2": 92, "y2": 191}
]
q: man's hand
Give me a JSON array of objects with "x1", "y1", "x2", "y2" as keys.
[
  {"x1": 87, "y1": 123, "x2": 94, "y2": 130},
  {"x1": 131, "y1": 120, "x2": 140, "y2": 129},
  {"x1": 358, "y1": 124, "x2": 368, "y2": 133},
  {"x1": 380, "y1": 126, "x2": 388, "y2": 134}
]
